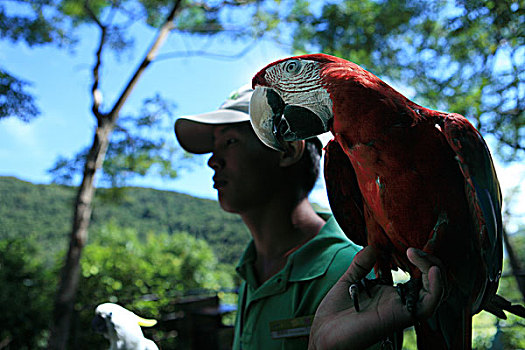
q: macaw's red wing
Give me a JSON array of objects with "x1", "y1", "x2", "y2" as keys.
[
  {"x1": 403, "y1": 112, "x2": 505, "y2": 350},
  {"x1": 324, "y1": 139, "x2": 367, "y2": 247},
  {"x1": 438, "y1": 114, "x2": 503, "y2": 312}
]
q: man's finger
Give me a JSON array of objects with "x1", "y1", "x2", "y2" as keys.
[
  {"x1": 344, "y1": 246, "x2": 377, "y2": 282},
  {"x1": 417, "y1": 265, "x2": 444, "y2": 318},
  {"x1": 406, "y1": 248, "x2": 433, "y2": 274},
  {"x1": 406, "y1": 248, "x2": 444, "y2": 319}
]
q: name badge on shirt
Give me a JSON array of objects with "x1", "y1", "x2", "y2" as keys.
[{"x1": 269, "y1": 315, "x2": 314, "y2": 339}]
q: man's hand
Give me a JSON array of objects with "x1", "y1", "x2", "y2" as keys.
[{"x1": 309, "y1": 246, "x2": 444, "y2": 350}]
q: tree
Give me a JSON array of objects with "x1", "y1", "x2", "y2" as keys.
[
  {"x1": 46, "y1": 3, "x2": 183, "y2": 347},
  {"x1": 29, "y1": 1, "x2": 264, "y2": 348}
]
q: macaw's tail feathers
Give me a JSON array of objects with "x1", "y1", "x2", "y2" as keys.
[
  {"x1": 415, "y1": 302, "x2": 472, "y2": 350},
  {"x1": 483, "y1": 294, "x2": 525, "y2": 319}
]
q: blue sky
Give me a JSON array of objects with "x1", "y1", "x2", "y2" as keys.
[
  {"x1": 1, "y1": 12, "x2": 523, "y2": 230},
  {"x1": 0, "y1": 18, "x2": 329, "y2": 199}
]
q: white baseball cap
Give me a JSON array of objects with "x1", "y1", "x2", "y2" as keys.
[
  {"x1": 174, "y1": 84, "x2": 253, "y2": 154},
  {"x1": 174, "y1": 84, "x2": 324, "y2": 154}
]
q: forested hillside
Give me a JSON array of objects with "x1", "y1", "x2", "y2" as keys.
[{"x1": 0, "y1": 176, "x2": 250, "y2": 264}]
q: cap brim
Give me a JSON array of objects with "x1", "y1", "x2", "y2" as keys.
[{"x1": 175, "y1": 109, "x2": 250, "y2": 154}]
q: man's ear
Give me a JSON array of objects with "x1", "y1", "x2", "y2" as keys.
[{"x1": 279, "y1": 140, "x2": 305, "y2": 167}]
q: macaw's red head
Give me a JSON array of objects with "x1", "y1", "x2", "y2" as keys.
[{"x1": 250, "y1": 53, "x2": 354, "y2": 151}]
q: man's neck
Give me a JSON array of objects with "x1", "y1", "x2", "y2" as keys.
[{"x1": 241, "y1": 198, "x2": 325, "y2": 284}]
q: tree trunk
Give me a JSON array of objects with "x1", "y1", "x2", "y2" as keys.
[
  {"x1": 48, "y1": 121, "x2": 114, "y2": 350},
  {"x1": 47, "y1": 2, "x2": 183, "y2": 348}
]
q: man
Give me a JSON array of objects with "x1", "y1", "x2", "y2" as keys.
[
  {"x1": 174, "y1": 85, "x2": 443, "y2": 349},
  {"x1": 175, "y1": 84, "x2": 366, "y2": 349}
]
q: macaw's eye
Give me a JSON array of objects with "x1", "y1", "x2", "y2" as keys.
[{"x1": 284, "y1": 61, "x2": 301, "y2": 74}]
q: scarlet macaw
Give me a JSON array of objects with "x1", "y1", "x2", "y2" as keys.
[{"x1": 249, "y1": 53, "x2": 518, "y2": 349}]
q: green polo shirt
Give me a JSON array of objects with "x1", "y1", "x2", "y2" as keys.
[{"x1": 233, "y1": 216, "x2": 368, "y2": 350}]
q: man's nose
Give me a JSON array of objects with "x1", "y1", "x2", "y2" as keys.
[{"x1": 207, "y1": 152, "x2": 224, "y2": 170}]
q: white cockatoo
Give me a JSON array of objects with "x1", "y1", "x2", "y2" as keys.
[{"x1": 92, "y1": 303, "x2": 159, "y2": 350}]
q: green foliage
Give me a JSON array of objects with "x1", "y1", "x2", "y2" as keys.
[
  {"x1": 174, "y1": 1, "x2": 223, "y2": 33},
  {"x1": 71, "y1": 222, "x2": 234, "y2": 349},
  {"x1": 0, "y1": 177, "x2": 74, "y2": 263},
  {"x1": 0, "y1": 237, "x2": 57, "y2": 349},
  {"x1": 0, "y1": 212, "x2": 236, "y2": 349},
  {"x1": 0, "y1": 176, "x2": 250, "y2": 265},
  {"x1": 89, "y1": 185, "x2": 251, "y2": 265},
  {"x1": 286, "y1": 0, "x2": 419, "y2": 78}
]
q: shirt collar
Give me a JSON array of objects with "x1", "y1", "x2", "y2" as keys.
[
  {"x1": 288, "y1": 216, "x2": 352, "y2": 282},
  {"x1": 235, "y1": 216, "x2": 354, "y2": 285}
]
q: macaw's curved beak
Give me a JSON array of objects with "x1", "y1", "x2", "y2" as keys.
[
  {"x1": 250, "y1": 86, "x2": 328, "y2": 152},
  {"x1": 249, "y1": 86, "x2": 286, "y2": 151}
]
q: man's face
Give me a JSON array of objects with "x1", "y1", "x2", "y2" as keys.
[{"x1": 207, "y1": 122, "x2": 283, "y2": 213}]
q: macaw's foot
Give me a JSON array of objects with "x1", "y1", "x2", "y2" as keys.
[
  {"x1": 396, "y1": 278, "x2": 422, "y2": 315},
  {"x1": 349, "y1": 277, "x2": 392, "y2": 312}
]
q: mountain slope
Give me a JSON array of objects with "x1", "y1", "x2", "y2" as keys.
[{"x1": 0, "y1": 176, "x2": 249, "y2": 264}]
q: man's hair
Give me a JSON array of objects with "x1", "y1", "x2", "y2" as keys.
[{"x1": 293, "y1": 138, "x2": 322, "y2": 199}]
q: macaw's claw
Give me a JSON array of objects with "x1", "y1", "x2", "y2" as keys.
[
  {"x1": 349, "y1": 278, "x2": 384, "y2": 312},
  {"x1": 396, "y1": 278, "x2": 422, "y2": 315},
  {"x1": 349, "y1": 283, "x2": 360, "y2": 312}
]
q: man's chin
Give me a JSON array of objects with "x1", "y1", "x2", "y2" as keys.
[{"x1": 217, "y1": 194, "x2": 238, "y2": 214}]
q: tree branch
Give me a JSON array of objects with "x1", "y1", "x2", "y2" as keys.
[
  {"x1": 108, "y1": 0, "x2": 183, "y2": 119},
  {"x1": 83, "y1": 0, "x2": 105, "y2": 29},
  {"x1": 85, "y1": 0, "x2": 106, "y2": 121}
]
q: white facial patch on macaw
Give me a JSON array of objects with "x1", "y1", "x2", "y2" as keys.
[{"x1": 265, "y1": 59, "x2": 334, "y2": 130}]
